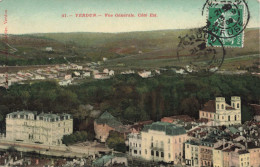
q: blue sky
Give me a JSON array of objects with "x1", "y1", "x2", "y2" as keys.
[{"x1": 0, "y1": 0, "x2": 259, "y2": 34}]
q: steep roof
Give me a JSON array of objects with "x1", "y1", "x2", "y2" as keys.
[
  {"x1": 201, "y1": 100, "x2": 216, "y2": 113},
  {"x1": 95, "y1": 111, "x2": 123, "y2": 128},
  {"x1": 142, "y1": 121, "x2": 186, "y2": 136},
  {"x1": 201, "y1": 100, "x2": 235, "y2": 113}
]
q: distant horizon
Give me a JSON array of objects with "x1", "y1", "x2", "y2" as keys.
[{"x1": 1, "y1": 27, "x2": 259, "y2": 35}]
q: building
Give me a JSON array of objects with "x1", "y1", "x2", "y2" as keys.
[
  {"x1": 45, "y1": 47, "x2": 53, "y2": 52},
  {"x1": 138, "y1": 71, "x2": 152, "y2": 78},
  {"x1": 185, "y1": 140, "x2": 200, "y2": 167},
  {"x1": 250, "y1": 104, "x2": 260, "y2": 122},
  {"x1": 128, "y1": 133, "x2": 142, "y2": 157},
  {"x1": 141, "y1": 122, "x2": 188, "y2": 164},
  {"x1": 94, "y1": 112, "x2": 129, "y2": 142},
  {"x1": 5, "y1": 111, "x2": 73, "y2": 145},
  {"x1": 199, "y1": 139, "x2": 216, "y2": 167},
  {"x1": 199, "y1": 97, "x2": 241, "y2": 126}
]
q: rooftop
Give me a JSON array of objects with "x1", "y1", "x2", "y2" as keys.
[
  {"x1": 142, "y1": 121, "x2": 186, "y2": 136},
  {"x1": 95, "y1": 111, "x2": 123, "y2": 128}
]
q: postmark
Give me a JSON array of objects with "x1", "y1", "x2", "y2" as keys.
[
  {"x1": 202, "y1": 0, "x2": 250, "y2": 48},
  {"x1": 176, "y1": 27, "x2": 226, "y2": 75}
]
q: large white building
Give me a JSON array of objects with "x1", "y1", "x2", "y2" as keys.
[
  {"x1": 141, "y1": 122, "x2": 188, "y2": 164},
  {"x1": 199, "y1": 96, "x2": 241, "y2": 126},
  {"x1": 6, "y1": 111, "x2": 73, "y2": 146}
]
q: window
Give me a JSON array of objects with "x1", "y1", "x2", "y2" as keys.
[
  {"x1": 156, "y1": 151, "x2": 159, "y2": 157},
  {"x1": 161, "y1": 152, "x2": 164, "y2": 158},
  {"x1": 237, "y1": 103, "x2": 239, "y2": 108},
  {"x1": 145, "y1": 149, "x2": 147, "y2": 155},
  {"x1": 151, "y1": 142, "x2": 153, "y2": 148},
  {"x1": 221, "y1": 104, "x2": 224, "y2": 109},
  {"x1": 228, "y1": 116, "x2": 230, "y2": 121},
  {"x1": 187, "y1": 145, "x2": 189, "y2": 148},
  {"x1": 134, "y1": 150, "x2": 137, "y2": 154},
  {"x1": 151, "y1": 150, "x2": 154, "y2": 156},
  {"x1": 217, "y1": 104, "x2": 219, "y2": 109},
  {"x1": 139, "y1": 144, "x2": 141, "y2": 147},
  {"x1": 168, "y1": 153, "x2": 171, "y2": 158},
  {"x1": 206, "y1": 113, "x2": 208, "y2": 117},
  {"x1": 203, "y1": 112, "x2": 204, "y2": 116},
  {"x1": 168, "y1": 139, "x2": 170, "y2": 144},
  {"x1": 233, "y1": 103, "x2": 234, "y2": 107},
  {"x1": 210, "y1": 114, "x2": 212, "y2": 118},
  {"x1": 151, "y1": 136, "x2": 153, "y2": 141},
  {"x1": 139, "y1": 151, "x2": 141, "y2": 155},
  {"x1": 179, "y1": 138, "x2": 181, "y2": 143},
  {"x1": 130, "y1": 142, "x2": 132, "y2": 146},
  {"x1": 222, "y1": 116, "x2": 224, "y2": 120},
  {"x1": 235, "y1": 115, "x2": 237, "y2": 121}
]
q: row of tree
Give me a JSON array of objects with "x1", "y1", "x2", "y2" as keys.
[{"x1": 0, "y1": 72, "x2": 259, "y2": 132}]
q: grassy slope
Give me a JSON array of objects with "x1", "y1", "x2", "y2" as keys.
[{"x1": 0, "y1": 28, "x2": 259, "y2": 70}]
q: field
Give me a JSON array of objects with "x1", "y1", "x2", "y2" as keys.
[{"x1": 0, "y1": 28, "x2": 259, "y2": 71}]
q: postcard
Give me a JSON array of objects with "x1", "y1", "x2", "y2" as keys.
[{"x1": 0, "y1": 0, "x2": 259, "y2": 166}]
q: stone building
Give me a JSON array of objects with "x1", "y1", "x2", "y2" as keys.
[
  {"x1": 5, "y1": 111, "x2": 73, "y2": 145},
  {"x1": 199, "y1": 96, "x2": 241, "y2": 126},
  {"x1": 94, "y1": 112, "x2": 129, "y2": 142},
  {"x1": 141, "y1": 122, "x2": 188, "y2": 164}
]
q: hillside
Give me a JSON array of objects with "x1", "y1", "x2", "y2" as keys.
[{"x1": 0, "y1": 28, "x2": 259, "y2": 70}]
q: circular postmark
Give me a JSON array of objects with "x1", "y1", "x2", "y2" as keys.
[
  {"x1": 176, "y1": 27, "x2": 225, "y2": 75},
  {"x1": 202, "y1": 0, "x2": 250, "y2": 39}
]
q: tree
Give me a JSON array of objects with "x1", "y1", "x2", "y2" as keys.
[{"x1": 106, "y1": 131, "x2": 126, "y2": 153}]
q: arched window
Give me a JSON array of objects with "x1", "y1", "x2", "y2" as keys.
[
  {"x1": 221, "y1": 104, "x2": 224, "y2": 109},
  {"x1": 237, "y1": 103, "x2": 240, "y2": 108}
]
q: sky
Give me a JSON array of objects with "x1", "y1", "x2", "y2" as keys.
[{"x1": 0, "y1": 0, "x2": 259, "y2": 34}]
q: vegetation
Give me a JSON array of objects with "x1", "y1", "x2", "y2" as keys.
[
  {"x1": 62, "y1": 131, "x2": 94, "y2": 145},
  {"x1": 106, "y1": 131, "x2": 126, "y2": 153},
  {"x1": 0, "y1": 73, "x2": 259, "y2": 133}
]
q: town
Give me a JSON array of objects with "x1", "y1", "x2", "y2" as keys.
[{"x1": 0, "y1": 94, "x2": 259, "y2": 166}]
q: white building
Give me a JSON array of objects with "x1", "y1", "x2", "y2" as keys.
[
  {"x1": 45, "y1": 47, "x2": 53, "y2": 52},
  {"x1": 184, "y1": 140, "x2": 200, "y2": 167},
  {"x1": 199, "y1": 97, "x2": 241, "y2": 126},
  {"x1": 128, "y1": 133, "x2": 142, "y2": 157},
  {"x1": 141, "y1": 122, "x2": 188, "y2": 164},
  {"x1": 5, "y1": 111, "x2": 73, "y2": 145},
  {"x1": 138, "y1": 71, "x2": 152, "y2": 78},
  {"x1": 59, "y1": 79, "x2": 72, "y2": 86}
]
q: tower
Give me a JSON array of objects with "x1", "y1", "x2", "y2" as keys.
[
  {"x1": 215, "y1": 97, "x2": 226, "y2": 113},
  {"x1": 231, "y1": 96, "x2": 241, "y2": 111}
]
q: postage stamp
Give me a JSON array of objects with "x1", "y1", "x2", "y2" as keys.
[{"x1": 204, "y1": 0, "x2": 250, "y2": 48}]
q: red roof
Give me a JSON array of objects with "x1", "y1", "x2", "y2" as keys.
[{"x1": 201, "y1": 100, "x2": 216, "y2": 113}]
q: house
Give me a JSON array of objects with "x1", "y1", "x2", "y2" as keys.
[
  {"x1": 199, "y1": 97, "x2": 241, "y2": 126},
  {"x1": 5, "y1": 111, "x2": 73, "y2": 145},
  {"x1": 82, "y1": 72, "x2": 91, "y2": 77},
  {"x1": 108, "y1": 70, "x2": 114, "y2": 76},
  {"x1": 64, "y1": 74, "x2": 72, "y2": 80},
  {"x1": 103, "y1": 57, "x2": 108, "y2": 61},
  {"x1": 138, "y1": 71, "x2": 152, "y2": 78},
  {"x1": 184, "y1": 140, "x2": 200, "y2": 167},
  {"x1": 141, "y1": 122, "x2": 188, "y2": 164},
  {"x1": 94, "y1": 73, "x2": 110, "y2": 80},
  {"x1": 94, "y1": 112, "x2": 128, "y2": 142},
  {"x1": 45, "y1": 47, "x2": 53, "y2": 52},
  {"x1": 59, "y1": 80, "x2": 72, "y2": 86}
]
